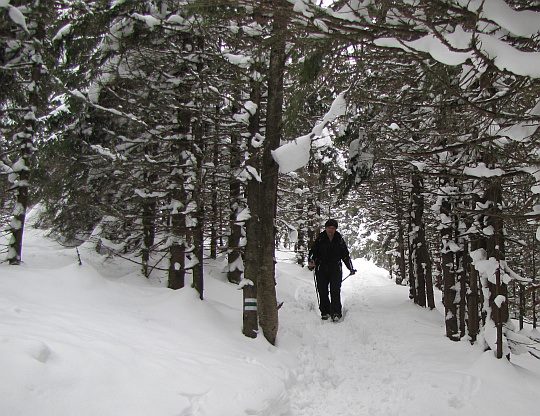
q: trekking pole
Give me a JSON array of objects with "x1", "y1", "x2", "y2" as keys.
[
  {"x1": 342, "y1": 270, "x2": 356, "y2": 283},
  {"x1": 312, "y1": 269, "x2": 320, "y2": 308}
]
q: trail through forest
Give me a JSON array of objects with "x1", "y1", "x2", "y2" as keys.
[
  {"x1": 1, "y1": 224, "x2": 540, "y2": 416},
  {"x1": 276, "y1": 257, "x2": 540, "y2": 416}
]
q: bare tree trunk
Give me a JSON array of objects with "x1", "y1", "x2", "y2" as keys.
[
  {"x1": 459, "y1": 238, "x2": 469, "y2": 338},
  {"x1": 210, "y1": 211, "x2": 218, "y2": 260},
  {"x1": 293, "y1": 188, "x2": 308, "y2": 265},
  {"x1": 519, "y1": 283, "x2": 525, "y2": 330},
  {"x1": 167, "y1": 145, "x2": 187, "y2": 289},
  {"x1": 141, "y1": 198, "x2": 156, "y2": 277},
  {"x1": 390, "y1": 163, "x2": 407, "y2": 285},
  {"x1": 425, "y1": 252, "x2": 436, "y2": 309},
  {"x1": 188, "y1": 115, "x2": 206, "y2": 300},
  {"x1": 409, "y1": 173, "x2": 434, "y2": 308},
  {"x1": 457, "y1": 240, "x2": 468, "y2": 338},
  {"x1": 8, "y1": 14, "x2": 45, "y2": 265},
  {"x1": 257, "y1": 9, "x2": 287, "y2": 345},
  {"x1": 468, "y1": 193, "x2": 486, "y2": 342},
  {"x1": 8, "y1": 151, "x2": 30, "y2": 265},
  {"x1": 227, "y1": 130, "x2": 245, "y2": 285},
  {"x1": 191, "y1": 207, "x2": 204, "y2": 300},
  {"x1": 306, "y1": 194, "x2": 319, "y2": 248},
  {"x1": 244, "y1": 167, "x2": 260, "y2": 336},
  {"x1": 242, "y1": 60, "x2": 262, "y2": 336},
  {"x1": 407, "y1": 213, "x2": 416, "y2": 301},
  {"x1": 167, "y1": 30, "x2": 194, "y2": 289},
  {"x1": 468, "y1": 235, "x2": 481, "y2": 342},
  {"x1": 533, "y1": 235, "x2": 537, "y2": 329},
  {"x1": 242, "y1": 274, "x2": 258, "y2": 339},
  {"x1": 440, "y1": 192, "x2": 459, "y2": 340},
  {"x1": 396, "y1": 215, "x2": 407, "y2": 285},
  {"x1": 168, "y1": 240, "x2": 185, "y2": 290},
  {"x1": 243, "y1": 4, "x2": 287, "y2": 345},
  {"x1": 484, "y1": 179, "x2": 509, "y2": 359}
]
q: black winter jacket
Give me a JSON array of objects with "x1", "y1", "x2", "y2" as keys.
[{"x1": 308, "y1": 231, "x2": 354, "y2": 271}]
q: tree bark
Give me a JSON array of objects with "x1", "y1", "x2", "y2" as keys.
[
  {"x1": 409, "y1": 172, "x2": 434, "y2": 308},
  {"x1": 396, "y1": 213, "x2": 407, "y2": 285},
  {"x1": 210, "y1": 141, "x2": 220, "y2": 261},
  {"x1": 190, "y1": 209, "x2": 204, "y2": 300},
  {"x1": 188, "y1": 116, "x2": 205, "y2": 300},
  {"x1": 168, "y1": 243, "x2": 185, "y2": 289},
  {"x1": 484, "y1": 179, "x2": 508, "y2": 359},
  {"x1": 227, "y1": 130, "x2": 245, "y2": 285},
  {"x1": 242, "y1": 58, "x2": 262, "y2": 337},
  {"x1": 243, "y1": 3, "x2": 287, "y2": 345},
  {"x1": 390, "y1": 163, "x2": 407, "y2": 285},
  {"x1": 256, "y1": 10, "x2": 287, "y2": 345},
  {"x1": 440, "y1": 192, "x2": 459, "y2": 340},
  {"x1": 468, "y1": 234, "x2": 481, "y2": 342},
  {"x1": 458, "y1": 236, "x2": 468, "y2": 338},
  {"x1": 141, "y1": 198, "x2": 156, "y2": 277},
  {"x1": 533, "y1": 236, "x2": 537, "y2": 329},
  {"x1": 7, "y1": 10, "x2": 46, "y2": 265},
  {"x1": 468, "y1": 193, "x2": 486, "y2": 342}
]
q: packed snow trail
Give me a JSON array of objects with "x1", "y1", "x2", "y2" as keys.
[
  {"x1": 279, "y1": 263, "x2": 414, "y2": 415},
  {"x1": 2, "y1": 223, "x2": 540, "y2": 416},
  {"x1": 275, "y1": 259, "x2": 540, "y2": 416}
]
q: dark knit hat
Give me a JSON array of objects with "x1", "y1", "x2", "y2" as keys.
[{"x1": 325, "y1": 219, "x2": 338, "y2": 228}]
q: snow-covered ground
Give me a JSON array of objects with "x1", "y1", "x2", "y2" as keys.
[{"x1": 2, "y1": 223, "x2": 540, "y2": 416}]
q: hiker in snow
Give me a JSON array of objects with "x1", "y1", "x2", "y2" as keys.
[{"x1": 308, "y1": 219, "x2": 356, "y2": 322}]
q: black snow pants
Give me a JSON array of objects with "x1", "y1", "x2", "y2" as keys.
[{"x1": 316, "y1": 263, "x2": 342, "y2": 317}]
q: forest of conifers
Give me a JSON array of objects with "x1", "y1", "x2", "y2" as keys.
[{"x1": 1, "y1": 1, "x2": 540, "y2": 356}]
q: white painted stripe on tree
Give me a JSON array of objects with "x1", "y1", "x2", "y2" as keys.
[{"x1": 244, "y1": 298, "x2": 257, "y2": 311}]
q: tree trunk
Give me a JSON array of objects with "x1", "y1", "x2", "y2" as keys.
[
  {"x1": 241, "y1": 59, "x2": 262, "y2": 336},
  {"x1": 457, "y1": 239, "x2": 467, "y2": 338},
  {"x1": 209, "y1": 138, "x2": 220, "y2": 260},
  {"x1": 468, "y1": 193, "x2": 486, "y2": 342},
  {"x1": 396, "y1": 215, "x2": 407, "y2": 285},
  {"x1": 8, "y1": 14, "x2": 45, "y2": 265},
  {"x1": 188, "y1": 116, "x2": 205, "y2": 300},
  {"x1": 440, "y1": 194, "x2": 459, "y2": 340},
  {"x1": 243, "y1": 4, "x2": 287, "y2": 345},
  {"x1": 484, "y1": 179, "x2": 509, "y2": 359},
  {"x1": 533, "y1": 235, "x2": 537, "y2": 329},
  {"x1": 191, "y1": 208, "x2": 204, "y2": 300},
  {"x1": 409, "y1": 172, "x2": 434, "y2": 308},
  {"x1": 141, "y1": 198, "x2": 156, "y2": 277},
  {"x1": 227, "y1": 130, "x2": 245, "y2": 285},
  {"x1": 468, "y1": 234, "x2": 481, "y2": 342},
  {"x1": 8, "y1": 153, "x2": 30, "y2": 265},
  {"x1": 294, "y1": 192, "x2": 307, "y2": 265},
  {"x1": 167, "y1": 146, "x2": 188, "y2": 289},
  {"x1": 519, "y1": 283, "x2": 525, "y2": 330},
  {"x1": 168, "y1": 243, "x2": 185, "y2": 289},
  {"x1": 407, "y1": 213, "x2": 416, "y2": 301},
  {"x1": 168, "y1": 179, "x2": 186, "y2": 290},
  {"x1": 390, "y1": 163, "x2": 407, "y2": 285},
  {"x1": 257, "y1": 14, "x2": 287, "y2": 344},
  {"x1": 243, "y1": 282, "x2": 258, "y2": 338},
  {"x1": 425, "y1": 250, "x2": 436, "y2": 309},
  {"x1": 244, "y1": 169, "x2": 261, "y2": 338},
  {"x1": 459, "y1": 239, "x2": 470, "y2": 338}
]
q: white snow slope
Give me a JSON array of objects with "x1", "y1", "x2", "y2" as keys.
[{"x1": 2, "y1": 224, "x2": 540, "y2": 416}]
